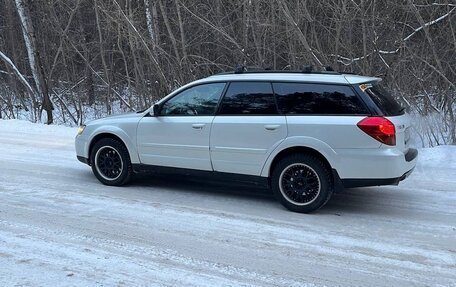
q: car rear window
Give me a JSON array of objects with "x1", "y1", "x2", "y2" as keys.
[
  {"x1": 363, "y1": 82, "x2": 404, "y2": 116},
  {"x1": 273, "y1": 83, "x2": 369, "y2": 115}
]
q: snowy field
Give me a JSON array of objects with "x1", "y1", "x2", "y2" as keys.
[{"x1": 0, "y1": 119, "x2": 455, "y2": 287}]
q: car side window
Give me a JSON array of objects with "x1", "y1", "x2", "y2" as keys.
[
  {"x1": 273, "y1": 83, "x2": 368, "y2": 115},
  {"x1": 218, "y1": 82, "x2": 278, "y2": 115},
  {"x1": 160, "y1": 83, "x2": 226, "y2": 116}
]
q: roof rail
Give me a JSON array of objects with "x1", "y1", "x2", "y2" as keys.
[
  {"x1": 301, "y1": 65, "x2": 313, "y2": 73},
  {"x1": 234, "y1": 65, "x2": 267, "y2": 74},
  {"x1": 234, "y1": 65, "x2": 246, "y2": 74},
  {"x1": 215, "y1": 65, "x2": 342, "y2": 76}
]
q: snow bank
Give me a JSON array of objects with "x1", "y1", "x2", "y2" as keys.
[{"x1": 0, "y1": 119, "x2": 77, "y2": 138}]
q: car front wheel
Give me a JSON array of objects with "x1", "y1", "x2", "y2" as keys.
[
  {"x1": 90, "y1": 138, "x2": 132, "y2": 186},
  {"x1": 271, "y1": 154, "x2": 333, "y2": 213}
]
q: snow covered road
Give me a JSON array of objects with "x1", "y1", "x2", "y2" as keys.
[{"x1": 0, "y1": 119, "x2": 455, "y2": 286}]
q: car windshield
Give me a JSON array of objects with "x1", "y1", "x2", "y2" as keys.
[{"x1": 363, "y1": 82, "x2": 404, "y2": 116}]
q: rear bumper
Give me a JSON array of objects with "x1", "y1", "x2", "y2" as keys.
[
  {"x1": 332, "y1": 148, "x2": 417, "y2": 191},
  {"x1": 340, "y1": 167, "x2": 415, "y2": 188},
  {"x1": 333, "y1": 147, "x2": 418, "y2": 179}
]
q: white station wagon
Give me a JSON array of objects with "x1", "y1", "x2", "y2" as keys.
[{"x1": 75, "y1": 68, "x2": 418, "y2": 213}]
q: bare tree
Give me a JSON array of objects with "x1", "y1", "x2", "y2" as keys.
[{"x1": 14, "y1": 0, "x2": 53, "y2": 124}]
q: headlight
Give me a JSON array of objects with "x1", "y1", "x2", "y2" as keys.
[{"x1": 77, "y1": 125, "x2": 86, "y2": 135}]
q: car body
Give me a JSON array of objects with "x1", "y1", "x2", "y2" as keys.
[{"x1": 75, "y1": 70, "x2": 418, "y2": 213}]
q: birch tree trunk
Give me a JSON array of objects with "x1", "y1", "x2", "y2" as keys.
[
  {"x1": 144, "y1": 0, "x2": 155, "y2": 43},
  {"x1": 14, "y1": 0, "x2": 53, "y2": 124}
]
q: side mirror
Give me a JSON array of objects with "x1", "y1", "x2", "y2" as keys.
[{"x1": 152, "y1": 104, "x2": 160, "y2": 116}]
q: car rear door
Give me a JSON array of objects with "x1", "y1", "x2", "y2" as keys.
[
  {"x1": 137, "y1": 82, "x2": 226, "y2": 170},
  {"x1": 210, "y1": 81, "x2": 287, "y2": 175}
]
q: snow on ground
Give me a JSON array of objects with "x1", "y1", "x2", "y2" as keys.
[{"x1": 0, "y1": 119, "x2": 455, "y2": 287}]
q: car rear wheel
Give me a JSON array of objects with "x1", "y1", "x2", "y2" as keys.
[
  {"x1": 271, "y1": 154, "x2": 333, "y2": 213},
  {"x1": 90, "y1": 138, "x2": 132, "y2": 186}
]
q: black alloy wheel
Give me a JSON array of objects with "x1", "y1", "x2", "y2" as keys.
[
  {"x1": 271, "y1": 154, "x2": 333, "y2": 213},
  {"x1": 90, "y1": 138, "x2": 132, "y2": 186}
]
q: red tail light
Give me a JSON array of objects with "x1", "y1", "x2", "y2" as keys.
[{"x1": 357, "y1": 117, "x2": 396, "y2": 145}]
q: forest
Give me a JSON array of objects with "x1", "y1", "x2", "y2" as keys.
[{"x1": 0, "y1": 0, "x2": 455, "y2": 146}]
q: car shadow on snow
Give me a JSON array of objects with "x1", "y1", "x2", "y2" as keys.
[
  {"x1": 131, "y1": 172, "x2": 276, "y2": 201},
  {"x1": 128, "y1": 172, "x2": 402, "y2": 215},
  {"x1": 321, "y1": 187, "x2": 408, "y2": 215}
]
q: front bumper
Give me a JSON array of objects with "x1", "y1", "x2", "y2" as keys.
[
  {"x1": 77, "y1": 156, "x2": 90, "y2": 165},
  {"x1": 75, "y1": 134, "x2": 90, "y2": 164}
]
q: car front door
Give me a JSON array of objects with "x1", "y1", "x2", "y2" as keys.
[
  {"x1": 137, "y1": 82, "x2": 226, "y2": 171},
  {"x1": 210, "y1": 82, "x2": 287, "y2": 175}
]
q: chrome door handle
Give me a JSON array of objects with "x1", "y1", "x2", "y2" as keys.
[
  {"x1": 192, "y1": 123, "x2": 206, "y2": 129},
  {"x1": 264, "y1": 124, "x2": 280, "y2": 131}
]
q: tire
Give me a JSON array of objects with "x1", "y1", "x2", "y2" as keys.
[
  {"x1": 271, "y1": 153, "x2": 333, "y2": 213},
  {"x1": 90, "y1": 138, "x2": 132, "y2": 186}
]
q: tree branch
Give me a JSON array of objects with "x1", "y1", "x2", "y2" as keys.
[{"x1": 332, "y1": 7, "x2": 455, "y2": 65}]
